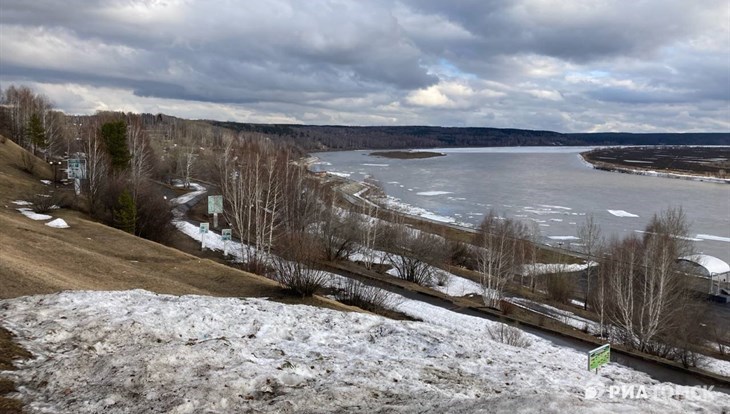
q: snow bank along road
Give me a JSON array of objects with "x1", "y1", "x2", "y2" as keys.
[{"x1": 1, "y1": 290, "x2": 728, "y2": 413}]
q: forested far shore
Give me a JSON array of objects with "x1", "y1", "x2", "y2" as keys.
[{"x1": 208, "y1": 121, "x2": 730, "y2": 151}]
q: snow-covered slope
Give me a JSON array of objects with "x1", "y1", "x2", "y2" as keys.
[{"x1": 1, "y1": 290, "x2": 727, "y2": 413}]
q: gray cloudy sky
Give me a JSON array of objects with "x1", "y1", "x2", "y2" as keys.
[{"x1": 1, "y1": 0, "x2": 728, "y2": 132}]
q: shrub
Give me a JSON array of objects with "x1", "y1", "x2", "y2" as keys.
[
  {"x1": 487, "y1": 323, "x2": 532, "y2": 348},
  {"x1": 135, "y1": 185, "x2": 174, "y2": 243},
  {"x1": 273, "y1": 233, "x2": 328, "y2": 296},
  {"x1": 273, "y1": 257, "x2": 329, "y2": 297},
  {"x1": 499, "y1": 299, "x2": 515, "y2": 316},
  {"x1": 29, "y1": 191, "x2": 61, "y2": 214},
  {"x1": 546, "y1": 272, "x2": 575, "y2": 304},
  {"x1": 332, "y1": 278, "x2": 396, "y2": 313}
]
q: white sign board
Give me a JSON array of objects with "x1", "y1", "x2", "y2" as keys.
[
  {"x1": 208, "y1": 195, "x2": 223, "y2": 214},
  {"x1": 67, "y1": 158, "x2": 87, "y2": 179},
  {"x1": 221, "y1": 229, "x2": 232, "y2": 241}
]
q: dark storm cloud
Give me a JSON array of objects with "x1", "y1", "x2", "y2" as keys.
[{"x1": 0, "y1": 0, "x2": 727, "y2": 131}]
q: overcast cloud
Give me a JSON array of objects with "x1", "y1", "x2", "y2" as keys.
[{"x1": 1, "y1": 0, "x2": 728, "y2": 132}]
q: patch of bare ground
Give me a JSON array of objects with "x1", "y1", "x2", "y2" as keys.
[{"x1": 0, "y1": 326, "x2": 30, "y2": 414}]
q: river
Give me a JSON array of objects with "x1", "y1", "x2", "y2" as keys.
[{"x1": 311, "y1": 147, "x2": 730, "y2": 265}]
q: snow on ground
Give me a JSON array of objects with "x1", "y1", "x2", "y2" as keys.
[
  {"x1": 521, "y1": 262, "x2": 596, "y2": 275},
  {"x1": 349, "y1": 248, "x2": 388, "y2": 265},
  {"x1": 16, "y1": 208, "x2": 52, "y2": 221},
  {"x1": 1, "y1": 290, "x2": 726, "y2": 414},
  {"x1": 607, "y1": 210, "x2": 639, "y2": 218},
  {"x1": 173, "y1": 220, "x2": 259, "y2": 264},
  {"x1": 701, "y1": 356, "x2": 730, "y2": 379},
  {"x1": 328, "y1": 171, "x2": 351, "y2": 178},
  {"x1": 381, "y1": 195, "x2": 458, "y2": 224},
  {"x1": 171, "y1": 183, "x2": 206, "y2": 205},
  {"x1": 507, "y1": 297, "x2": 599, "y2": 334},
  {"x1": 11, "y1": 200, "x2": 33, "y2": 206},
  {"x1": 547, "y1": 235, "x2": 580, "y2": 241},
  {"x1": 45, "y1": 218, "x2": 69, "y2": 229},
  {"x1": 431, "y1": 271, "x2": 483, "y2": 297},
  {"x1": 40, "y1": 179, "x2": 51, "y2": 185},
  {"x1": 382, "y1": 261, "x2": 483, "y2": 298}
]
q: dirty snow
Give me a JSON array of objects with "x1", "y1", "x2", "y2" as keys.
[
  {"x1": 1, "y1": 290, "x2": 727, "y2": 414},
  {"x1": 45, "y1": 218, "x2": 69, "y2": 229},
  {"x1": 171, "y1": 183, "x2": 206, "y2": 205},
  {"x1": 11, "y1": 200, "x2": 33, "y2": 206}
]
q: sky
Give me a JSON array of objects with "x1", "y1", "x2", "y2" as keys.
[{"x1": 1, "y1": 0, "x2": 728, "y2": 133}]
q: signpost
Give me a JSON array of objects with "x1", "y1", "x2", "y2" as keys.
[
  {"x1": 222, "y1": 229, "x2": 232, "y2": 257},
  {"x1": 588, "y1": 344, "x2": 610, "y2": 373},
  {"x1": 67, "y1": 158, "x2": 87, "y2": 195},
  {"x1": 208, "y1": 195, "x2": 223, "y2": 228},
  {"x1": 199, "y1": 222, "x2": 209, "y2": 250}
]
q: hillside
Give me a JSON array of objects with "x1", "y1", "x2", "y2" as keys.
[
  {"x1": 0, "y1": 138, "x2": 288, "y2": 300},
  {"x1": 207, "y1": 121, "x2": 730, "y2": 151}
]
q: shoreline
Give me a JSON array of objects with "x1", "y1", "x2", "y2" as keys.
[{"x1": 579, "y1": 153, "x2": 730, "y2": 184}]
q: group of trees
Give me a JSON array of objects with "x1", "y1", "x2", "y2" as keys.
[
  {"x1": 0, "y1": 86, "x2": 70, "y2": 158},
  {"x1": 592, "y1": 208, "x2": 709, "y2": 364},
  {"x1": 459, "y1": 205, "x2": 713, "y2": 366}
]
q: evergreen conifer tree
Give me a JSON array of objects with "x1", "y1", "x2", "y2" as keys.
[
  {"x1": 114, "y1": 188, "x2": 137, "y2": 234},
  {"x1": 27, "y1": 113, "x2": 46, "y2": 154},
  {"x1": 101, "y1": 121, "x2": 131, "y2": 171}
]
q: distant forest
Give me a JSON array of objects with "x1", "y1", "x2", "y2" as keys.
[{"x1": 208, "y1": 121, "x2": 730, "y2": 151}]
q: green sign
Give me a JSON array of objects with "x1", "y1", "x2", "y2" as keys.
[
  {"x1": 199, "y1": 223, "x2": 209, "y2": 234},
  {"x1": 588, "y1": 344, "x2": 610, "y2": 371},
  {"x1": 221, "y1": 229, "x2": 232, "y2": 241},
  {"x1": 208, "y1": 195, "x2": 223, "y2": 214}
]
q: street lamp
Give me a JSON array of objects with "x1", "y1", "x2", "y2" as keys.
[{"x1": 48, "y1": 160, "x2": 62, "y2": 187}]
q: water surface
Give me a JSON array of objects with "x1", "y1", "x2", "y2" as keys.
[{"x1": 312, "y1": 147, "x2": 730, "y2": 264}]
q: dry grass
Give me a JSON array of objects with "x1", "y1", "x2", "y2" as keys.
[{"x1": 0, "y1": 137, "x2": 363, "y2": 412}]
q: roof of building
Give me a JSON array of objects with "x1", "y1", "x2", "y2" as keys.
[{"x1": 679, "y1": 254, "x2": 730, "y2": 275}]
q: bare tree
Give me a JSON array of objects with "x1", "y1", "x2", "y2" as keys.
[
  {"x1": 127, "y1": 116, "x2": 153, "y2": 203},
  {"x1": 577, "y1": 214, "x2": 602, "y2": 310},
  {"x1": 180, "y1": 147, "x2": 196, "y2": 189},
  {"x1": 81, "y1": 119, "x2": 109, "y2": 216},
  {"x1": 359, "y1": 203, "x2": 381, "y2": 270},
  {"x1": 600, "y1": 207, "x2": 695, "y2": 351},
  {"x1": 474, "y1": 211, "x2": 529, "y2": 309},
  {"x1": 635, "y1": 207, "x2": 693, "y2": 351},
  {"x1": 319, "y1": 199, "x2": 361, "y2": 262},
  {"x1": 383, "y1": 219, "x2": 445, "y2": 286}
]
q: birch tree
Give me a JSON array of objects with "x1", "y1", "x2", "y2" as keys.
[
  {"x1": 82, "y1": 120, "x2": 108, "y2": 216},
  {"x1": 474, "y1": 211, "x2": 529, "y2": 309},
  {"x1": 577, "y1": 214, "x2": 602, "y2": 310}
]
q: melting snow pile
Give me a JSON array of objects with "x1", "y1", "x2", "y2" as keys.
[
  {"x1": 16, "y1": 208, "x2": 52, "y2": 221},
  {"x1": 45, "y1": 218, "x2": 69, "y2": 229},
  {"x1": 1, "y1": 290, "x2": 727, "y2": 414}
]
